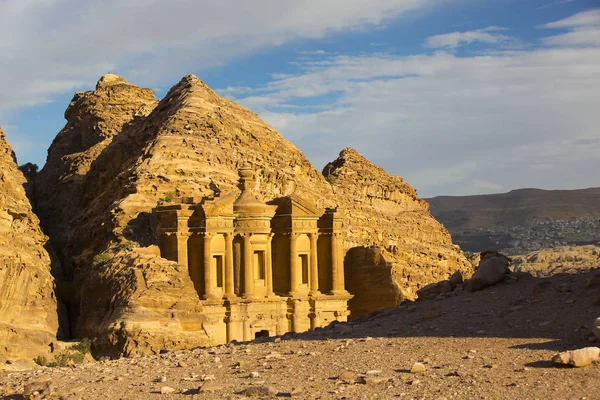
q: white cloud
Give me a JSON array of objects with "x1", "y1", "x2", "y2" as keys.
[
  {"x1": 0, "y1": 0, "x2": 434, "y2": 115},
  {"x1": 539, "y1": 9, "x2": 600, "y2": 47},
  {"x1": 424, "y1": 26, "x2": 512, "y2": 49},
  {"x1": 540, "y1": 9, "x2": 600, "y2": 28},
  {"x1": 536, "y1": 0, "x2": 577, "y2": 11},
  {"x1": 232, "y1": 14, "x2": 600, "y2": 196}
]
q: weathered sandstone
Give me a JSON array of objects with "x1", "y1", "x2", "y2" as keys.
[
  {"x1": 324, "y1": 148, "x2": 472, "y2": 315},
  {"x1": 35, "y1": 74, "x2": 471, "y2": 355},
  {"x1": 512, "y1": 245, "x2": 600, "y2": 277},
  {"x1": 468, "y1": 252, "x2": 510, "y2": 291},
  {"x1": 552, "y1": 347, "x2": 600, "y2": 367},
  {"x1": 0, "y1": 127, "x2": 58, "y2": 365}
]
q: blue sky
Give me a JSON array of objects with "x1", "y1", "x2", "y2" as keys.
[{"x1": 1, "y1": 0, "x2": 599, "y2": 197}]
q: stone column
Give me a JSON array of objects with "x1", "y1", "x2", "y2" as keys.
[
  {"x1": 242, "y1": 234, "x2": 255, "y2": 298},
  {"x1": 265, "y1": 233, "x2": 275, "y2": 297},
  {"x1": 289, "y1": 233, "x2": 299, "y2": 295},
  {"x1": 330, "y1": 233, "x2": 342, "y2": 294},
  {"x1": 175, "y1": 233, "x2": 189, "y2": 269},
  {"x1": 224, "y1": 232, "x2": 235, "y2": 298},
  {"x1": 309, "y1": 232, "x2": 320, "y2": 295},
  {"x1": 337, "y1": 234, "x2": 346, "y2": 294},
  {"x1": 203, "y1": 233, "x2": 215, "y2": 299}
]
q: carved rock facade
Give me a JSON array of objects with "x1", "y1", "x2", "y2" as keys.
[{"x1": 33, "y1": 74, "x2": 470, "y2": 355}]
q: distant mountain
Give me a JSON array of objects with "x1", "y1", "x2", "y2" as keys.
[{"x1": 426, "y1": 187, "x2": 600, "y2": 254}]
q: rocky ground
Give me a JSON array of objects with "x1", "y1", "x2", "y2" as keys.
[{"x1": 2, "y1": 268, "x2": 600, "y2": 400}]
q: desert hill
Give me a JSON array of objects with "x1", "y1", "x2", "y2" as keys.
[
  {"x1": 22, "y1": 74, "x2": 470, "y2": 357},
  {"x1": 426, "y1": 187, "x2": 600, "y2": 254}
]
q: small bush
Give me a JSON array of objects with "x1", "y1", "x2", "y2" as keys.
[
  {"x1": 325, "y1": 175, "x2": 337, "y2": 186},
  {"x1": 33, "y1": 355, "x2": 47, "y2": 366},
  {"x1": 40, "y1": 338, "x2": 93, "y2": 368},
  {"x1": 92, "y1": 252, "x2": 111, "y2": 266},
  {"x1": 72, "y1": 337, "x2": 92, "y2": 355}
]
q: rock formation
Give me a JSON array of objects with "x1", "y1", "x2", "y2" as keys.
[
  {"x1": 34, "y1": 74, "x2": 471, "y2": 355},
  {"x1": 324, "y1": 148, "x2": 472, "y2": 316},
  {"x1": 0, "y1": 127, "x2": 58, "y2": 365},
  {"x1": 512, "y1": 245, "x2": 600, "y2": 277}
]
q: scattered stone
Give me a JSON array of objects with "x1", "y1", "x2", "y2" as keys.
[
  {"x1": 250, "y1": 371, "x2": 260, "y2": 378},
  {"x1": 199, "y1": 382, "x2": 226, "y2": 392},
  {"x1": 160, "y1": 386, "x2": 176, "y2": 394},
  {"x1": 236, "y1": 385, "x2": 278, "y2": 397},
  {"x1": 176, "y1": 361, "x2": 187, "y2": 368},
  {"x1": 411, "y1": 362, "x2": 427, "y2": 373},
  {"x1": 361, "y1": 376, "x2": 390, "y2": 385},
  {"x1": 552, "y1": 347, "x2": 600, "y2": 367},
  {"x1": 338, "y1": 371, "x2": 356, "y2": 383}
]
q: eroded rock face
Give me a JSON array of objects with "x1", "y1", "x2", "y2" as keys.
[
  {"x1": 35, "y1": 74, "x2": 158, "y2": 259},
  {"x1": 36, "y1": 75, "x2": 470, "y2": 355},
  {"x1": 0, "y1": 127, "x2": 58, "y2": 364},
  {"x1": 324, "y1": 148, "x2": 473, "y2": 309}
]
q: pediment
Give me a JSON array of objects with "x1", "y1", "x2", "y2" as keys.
[
  {"x1": 202, "y1": 191, "x2": 236, "y2": 217},
  {"x1": 273, "y1": 194, "x2": 321, "y2": 217}
]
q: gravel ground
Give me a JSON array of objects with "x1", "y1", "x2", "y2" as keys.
[{"x1": 2, "y1": 270, "x2": 599, "y2": 400}]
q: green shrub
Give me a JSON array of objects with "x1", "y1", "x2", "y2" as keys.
[
  {"x1": 325, "y1": 175, "x2": 337, "y2": 186},
  {"x1": 164, "y1": 192, "x2": 174, "y2": 202},
  {"x1": 72, "y1": 337, "x2": 92, "y2": 355},
  {"x1": 92, "y1": 252, "x2": 111, "y2": 266},
  {"x1": 33, "y1": 355, "x2": 47, "y2": 366},
  {"x1": 40, "y1": 338, "x2": 93, "y2": 368}
]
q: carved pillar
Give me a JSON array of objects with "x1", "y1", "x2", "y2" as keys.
[
  {"x1": 330, "y1": 232, "x2": 342, "y2": 294},
  {"x1": 203, "y1": 233, "x2": 216, "y2": 299},
  {"x1": 224, "y1": 232, "x2": 235, "y2": 298},
  {"x1": 337, "y1": 233, "x2": 346, "y2": 294},
  {"x1": 242, "y1": 234, "x2": 255, "y2": 298},
  {"x1": 309, "y1": 232, "x2": 320, "y2": 295},
  {"x1": 289, "y1": 233, "x2": 299, "y2": 295},
  {"x1": 176, "y1": 233, "x2": 189, "y2": 269},
  {"x1": 265, "y1": 233, "x2": 275, "y2": 297}
]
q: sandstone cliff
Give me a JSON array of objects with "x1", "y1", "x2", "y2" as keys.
[
  {"x1": 36, "y1": 74, "x2": 470, "y2": 355},
  {"x1": 35, "y1": 73, "x2": 158, "y2": 261},
  {"x1": 0, "y1": 127, "x2": 58, "y2": 365},
  {"x1": 323, "y1": 148, "x2": 472, "y2": 316}
]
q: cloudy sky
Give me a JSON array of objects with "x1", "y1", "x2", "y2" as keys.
[{"x1": 1, "y1": 0, "x2": 599, "y2": 197}]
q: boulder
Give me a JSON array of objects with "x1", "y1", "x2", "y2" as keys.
[
  {"x1": 552, "y1": 347, "x2": 600, "y2": 367},
  {"x1": 469, "y1": 253, "x2": 510, "y2": 291}
]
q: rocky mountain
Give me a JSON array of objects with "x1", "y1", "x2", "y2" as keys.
[
  {"x1": 426, "y1": 188, "x2": 600, "y2": 254},
  {"x1": 0, "y1": 127, "x2": 58, "y2": 365},
  {"x1": 323, "y1": 149, "x2": 472, "y2": 317},
  {"x1": 32, "y1": 74, "x2": 471, "y2": 356}
]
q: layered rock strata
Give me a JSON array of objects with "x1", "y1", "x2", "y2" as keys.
[
  {"x1": 35, "y1": 74, "x2": 471, "y2": 354},
  {"x1": 0, "y1": 127, "x2": 58, "y2": 364}
]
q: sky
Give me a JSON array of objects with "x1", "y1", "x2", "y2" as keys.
[{"x1": 1, "y1": 0, "x2": 599, "y2": 198}]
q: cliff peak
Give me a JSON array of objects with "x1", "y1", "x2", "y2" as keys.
[{"x1": 95, "y1": 73, "x2": 128, "y2": 89}]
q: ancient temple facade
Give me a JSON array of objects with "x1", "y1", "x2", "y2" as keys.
[{"x1": 155, "y1": 165, "x2": 352, "y2": 344}]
